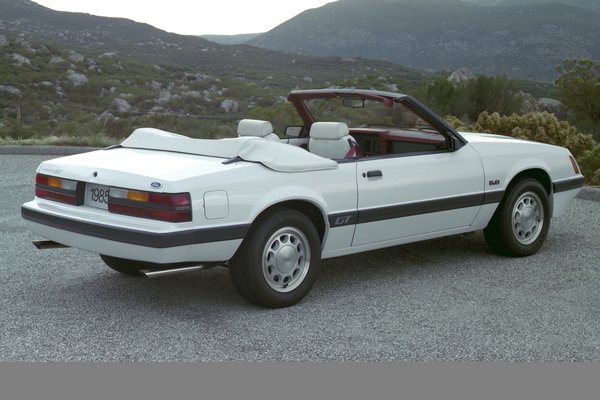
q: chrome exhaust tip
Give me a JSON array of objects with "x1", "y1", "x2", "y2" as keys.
[
  {"x1": 33, "y1": 240, "x2": 69, "y2": 250},
  {"x1": 141, "y1": 264, "x2": 219, "y2": 279}
]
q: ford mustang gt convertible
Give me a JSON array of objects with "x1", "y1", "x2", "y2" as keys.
[{"x1": 21, "y1": 89, "x2": 585, "y2": 307}]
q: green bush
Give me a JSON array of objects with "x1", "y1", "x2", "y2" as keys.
[
  {"x1": 579, "y1": 146, "x2": 600, "y2": 186},
  {"x1": 248, "y1": 103, "x2": 303, "y2": 134},
  {"x1": 473, "y1": 111, "x2": 596, "y2": 159}
]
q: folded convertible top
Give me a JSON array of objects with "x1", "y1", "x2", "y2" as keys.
[{"x1": 121, "y1": 128, "x2": 338, "y2": 173}]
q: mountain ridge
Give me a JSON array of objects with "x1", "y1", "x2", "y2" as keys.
[
  {"x1": 0, "y1": 0, "x2": 419, "y2": 86},
  {"x1": 466, "y1": 0, "x2": 600, "y2": 13},
  {"x1": 249, "y1": 0, "x2": 600, "y2": 81}
]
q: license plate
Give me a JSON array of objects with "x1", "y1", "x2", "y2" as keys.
[{"x1": 85, "y1": 183, "x2": 110, "y2": 210}]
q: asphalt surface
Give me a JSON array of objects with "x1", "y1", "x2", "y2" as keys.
[{"x1": 1, "y1": 153, "x2": 599, "y2": 361}]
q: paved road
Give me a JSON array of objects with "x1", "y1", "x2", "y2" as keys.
[{"x1": 1, "y1": 154, "x2": 599, "y2": 361}]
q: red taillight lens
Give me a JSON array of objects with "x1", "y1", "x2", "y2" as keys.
[
  {"x1": 569, "y1": 156, "x2": 580, "y2": 175},
  {"x1": 108, "y1": 188, "x2": 192, "y2": 222},
  {"x1": 35, "y1": 174, "x2": 80, "y2": 205}
]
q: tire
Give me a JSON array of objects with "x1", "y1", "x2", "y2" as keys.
[
  {"x1": 484, "y1": 178, "x2": 550, "y2": 257},
  {"x1": 229, "y1": 209, "x2": 321, "y2": 308},
  {"x1": 100, "y1": 255, "x2": 153, "y2": 276}
]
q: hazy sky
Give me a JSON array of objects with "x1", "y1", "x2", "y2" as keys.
[{"x1": 33, "y1": 0, "x2": 338, "y2": 35}]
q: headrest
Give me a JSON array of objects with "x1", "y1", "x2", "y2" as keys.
[
  {"x1": 237, "y1": 119, "x2": 274, "y2": 138},
  {"x1": 309, "y1": 122, "x2": 350, "y2": 140}
]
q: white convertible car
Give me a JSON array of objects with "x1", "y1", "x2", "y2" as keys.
[{"x1": 22, "y1": 89, "x2": 584, "y2": 307}]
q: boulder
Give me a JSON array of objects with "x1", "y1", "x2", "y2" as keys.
[
  {"x1": 11, "y1": 53, "x2": 31, "y2": 66},
  {"x1": 88, "y1": 59, "x2": 98, "y2": 71},
  {"x1": 448, "y1": 67, "x2": 475, "y2": 85},
  {"x1": 183, "y1": 72, "x2": 209, "y2": 82},
  {"x1": 49, "y1": 56, "x2": 65, "y2": 65},
  {"x1": 537, "y1": 98, "x2": 564, "y2": 115},
  {"x1": 148, "y1": 81, "x2": 162, "y2": 90},
  {"x1": 111, "y1": 98, "x2": 133, "y2": 113},
  {"x1": 219, "y1": 99, "x2": 239, "y2": 113},
  {"x1": 0, "y1": 35, "x2": 8, "y2": 47},
  {"x1": 156, "y1": 90, "x2": 172, "y2": 105},
  {"x1": 519, "y1": 91, "x2": 538, "y2": 113},
  {"x1": 385, "y1": 83, "x2": 399, "y2": 92},
  {"x1": 68, "y1": 73, "x2": 89, "y2": 86},
  {"x1": 17, "y1": 39, "x2": 36, "y2": 53},
  {"x1": 148, "y1": 106, "x2": 165, "y2": 115},
  {"x1": 99, "y1": 52, "x2": 117, "y2": 59},
  {"x1": 68, "y1": 51, "x2": 85, "y2": 63},
  {"x1": 0, "y1": 85, "x2": 22, "y2": 96},
  {"x1": 183, "y1": 90, "x2": 202, "y2": 98}
]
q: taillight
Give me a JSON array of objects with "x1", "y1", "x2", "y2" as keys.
[
  {"x1": 108, "y1": 188, "x2": 192, "y2": 222},
  {"x1": 35, "y1": 174, "x2": 82, "y2": 205},
  {"x1": 569, "y1": 155, "x2": 580, "y2": 175}
]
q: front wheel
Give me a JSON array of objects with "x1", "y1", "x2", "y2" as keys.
[
  {"x1": 484, "y1": 178, "x2": 550, "y2": 257},
  {"x1": 229, "y1": 209, "x2": 321, "y2": 308}
]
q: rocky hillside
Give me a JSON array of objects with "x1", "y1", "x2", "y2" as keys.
[
  {"x1": 249, "y1": 0, "x2": 600, "y2": 81},
  {"x1": 0, "y1": 0, "x2": 420, "y2": 87},
  {"x1": 0, "y1": 29, "x2": 437, "y2": 143}
]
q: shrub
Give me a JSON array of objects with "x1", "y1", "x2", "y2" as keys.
[
  {"x1": 248, "y1": 103, "x2": 303, "y2": 135},
  {"x1": 579, "y1": 146, "x2": 600, "y2": 186},
  {"x1": 474, "y1": 111, "x2": 596, "y2": 159}
]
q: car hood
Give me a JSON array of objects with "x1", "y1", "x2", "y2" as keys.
[{"x1": 459, "y1": 131, "x2": 523, "y2": 143}]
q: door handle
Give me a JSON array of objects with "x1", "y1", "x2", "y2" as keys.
[{"x1": 364, "y1": 170, "x2": 383, "y2": 178}]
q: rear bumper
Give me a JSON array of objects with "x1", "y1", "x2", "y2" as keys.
[{"x1": 21, "y1": 202, "x2": 247, "y2": 263}]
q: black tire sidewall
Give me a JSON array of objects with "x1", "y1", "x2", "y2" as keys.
[
  {"x1": 231, "y1": 209, "x2": 321, "y2": 308},
  {"x1": 496, "y1": 179, "x2": 550, "y2": 256}
]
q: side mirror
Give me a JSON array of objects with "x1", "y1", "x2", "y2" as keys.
[
  {"x1": 284, "y1": 125, "x2": 303, "y2": 138},
  {"x1": 447, "y1": 135, "x2": 462, "y2": 152}
]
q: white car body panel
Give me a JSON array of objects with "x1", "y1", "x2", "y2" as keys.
[
  {"x1": 22, "y1": 90, "x2": 584, "y2": 270},
  {"x1": 353, "y1": 145, "x2": 484, "y2": 245},
  {"x1": 22, "y1": 130, "x2": 582, "y2": 264}
]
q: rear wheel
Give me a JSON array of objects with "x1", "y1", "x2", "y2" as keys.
[
  {"x1": 230, "y1": 209, "x2": 321, "y2": 308},
  {"x1": 100, "y1": 255, "x2": 153, "y2": 276},
  {"x1": 484, "y1": 178, "x2": 550, "y2": 256}
]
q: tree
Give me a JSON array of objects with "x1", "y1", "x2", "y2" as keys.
[
  {"x1": 425, "y1": 75, "x2": 523, "y2": 122},
  {"x1": 555, "y1": 59, "x2": 600, "y2": 134},
  {"x1": 464, "y1": 76, "x2": 523, "y2": 122}
]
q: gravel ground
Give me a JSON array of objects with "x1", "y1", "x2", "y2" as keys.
[{"x1": 1, "y1": 153, "x2": 599, "y2": 361}]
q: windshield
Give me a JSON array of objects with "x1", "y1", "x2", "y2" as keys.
[{"x1": 303, "y1": 97, "x2": 439, "y2": 132}]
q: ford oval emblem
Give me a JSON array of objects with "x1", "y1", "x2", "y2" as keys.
[{"x1": 150, "y1": 182, "x2": 163, "y2": 189}]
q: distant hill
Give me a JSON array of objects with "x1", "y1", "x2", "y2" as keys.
[
  {"x1": 466, "y1": 0, "x2": 600, "y2": 13},
  {"x1": 200, "y1": 33, "x2": 262, "y2": 45},
  {"x1": 0, "y1": 1, "x2": 438, "y2": 142},
  {"x1": 249, "y1": 0, "x2": 600, "y2": 81},
  {"x1": 0, "y1": 0, "x2": 419, "y2": 87}
]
